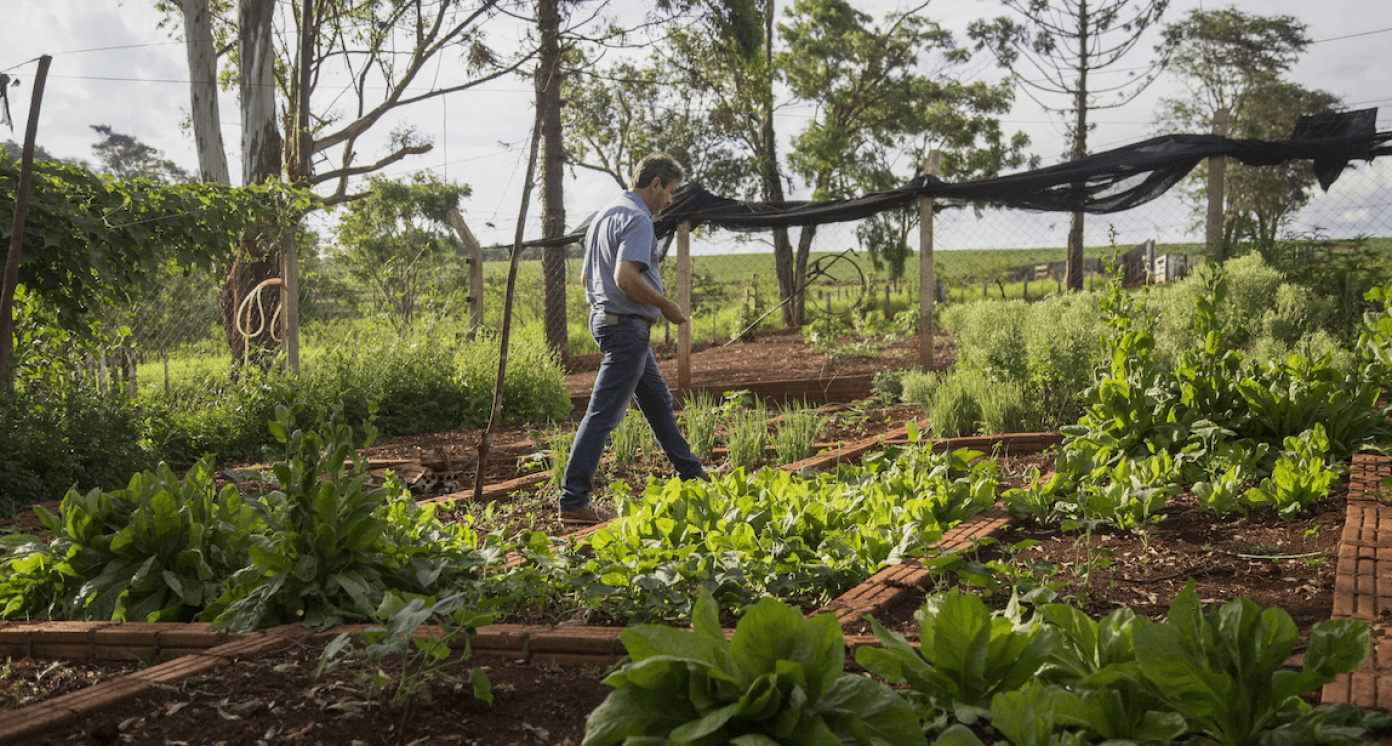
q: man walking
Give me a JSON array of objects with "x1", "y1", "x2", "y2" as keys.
[{"x1": 559, "y1": 153, "x2": 707, "y2": 525}]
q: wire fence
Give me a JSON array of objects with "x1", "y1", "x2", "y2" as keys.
[{"x1": 73, "y1": 155, "x2": 1392, "y2": 396}]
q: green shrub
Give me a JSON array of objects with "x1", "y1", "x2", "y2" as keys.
[
  {"x1": 941, "y1": 299, "x2": 1029, "y2": 382},
  {"x1": 143, "y1": 324, "x2": 571, "y2": 469},
  {"x1": 0, "y1": 387, "x2": 156, "y2": 515},
  {"x1": 925, "y1": 372, "x2": 983, "y2": 438},
  {"x1": 900, "y1": 369, "x2": 942, "y2": 409},
  {"x1": 920, "y1": 368, "x2": 1029, "y2": 438},
  {"x1": 940, "y1": 294, "x2": 1105, "y2": 430}
]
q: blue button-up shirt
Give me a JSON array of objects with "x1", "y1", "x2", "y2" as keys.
[{"x1": 582, "y1": 190, "x2": 665, "y2": 320}]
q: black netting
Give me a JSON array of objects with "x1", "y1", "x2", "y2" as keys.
[{"x1": 522, "y1": 108, "x2": 1390, "y2": 249}]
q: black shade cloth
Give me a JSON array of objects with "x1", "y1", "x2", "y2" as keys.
[{"x1": 520, "y1": 108, "x2": 1390, "y2": 249}]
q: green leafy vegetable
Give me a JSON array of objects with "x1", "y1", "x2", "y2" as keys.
[{"x1": 583, "y1": 589, "x2": 921, "y2": 746}]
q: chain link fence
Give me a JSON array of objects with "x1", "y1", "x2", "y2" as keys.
[{"x1": 71, "y1": 155, "x2": 1391, "y2": 396}]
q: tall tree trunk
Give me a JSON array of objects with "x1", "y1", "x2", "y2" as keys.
[
  {"x1": 1065, "y1": 0, "x2": 1090, "y2": 293},
  {"x1": 792, "y1": 225, "x2": 815, "y2": 327},
  {"x1": 177, "y1": 0, "x2": 230, "y2": 184},
  {"x1": 759, "y1": 0, "x2": 796, "y2": 327},
  {"x1": 537, "y1": 0, "x2": 568, "y2": 359},
  {"x1": 287, "y1": 0, "x2": 314, "y2": 188},
  {"x1": 219, "y1": 0, "x2": 284, "y2": 366}
]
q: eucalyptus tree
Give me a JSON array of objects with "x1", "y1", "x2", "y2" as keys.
[
  {"x1": 969, "y1": 0, "x2": 1170, "y2": 291},
  {"x1": 780, "y1": 0, "x2": 1028, "y2": 315},
  {"x1": 158, "y1": 0, "x2": 531, "y2": 361},
  {"x1": 1154, "y1": 7, "x2": 1336, "y2": 254}
]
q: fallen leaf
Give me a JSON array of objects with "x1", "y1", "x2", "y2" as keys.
[{"x1": 164, "y1": 702, "x2": 189, "y2": 717}]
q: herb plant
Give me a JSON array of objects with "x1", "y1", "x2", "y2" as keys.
[
  {"x1": 1132, "y1": 581, "x2": 1370, "y2": 746},
  {"x1": 208, "y1": 406, "x2": 490, "y2": 631},
  {"x1": 316, "y1": 591, "x2": 493, "y2": 710}
]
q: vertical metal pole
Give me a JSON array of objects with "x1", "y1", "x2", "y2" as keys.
[
  {"x1": 917, "y1": 150, "x2": 940, "y2": 371},
  {"x1": 677, "y1": 221, "x2": 692, "y2": 390},
  {"x1": 0, "y1": 55, "x2": 52, "y2": 388},
  {"x1": 1206, "y1": 108, "x2": 1229, "y2": 261}
]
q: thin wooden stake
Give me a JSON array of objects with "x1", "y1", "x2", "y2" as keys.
[{"x1": 473, "y1": 113, "x2": 543, "y2": 502}]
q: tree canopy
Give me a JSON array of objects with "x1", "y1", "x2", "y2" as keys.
[
  {"x1": 969, "y1": 0, "x2": 1171, "y2": 290},
  {"x1": 780, "y1": 0, "x2": 1028, "y2": 280},
  {"x1": 332, "y1": 172, "x2": 471, "y2": 326},
  {"x1": 89, "y1": 125, "x2": 193, "y2": 184},
  {"x1": 1154, "y1": 7, "x2": 1338, "y2": 250}
]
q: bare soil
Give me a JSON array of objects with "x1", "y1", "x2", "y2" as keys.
[{"x1": 10, "y1": 331, "x2": 1365, "y2": 745}]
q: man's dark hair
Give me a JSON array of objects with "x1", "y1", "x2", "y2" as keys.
[{"x1": 630, "y1": 153, "x2": 684, "y2": 189}]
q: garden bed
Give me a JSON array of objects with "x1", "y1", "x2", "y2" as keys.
[
  {"x1": 11, "y1": 476, "x2": 1358, "y2": 746},
  {"x1": 846, "y1": 484, "x2": 1346, "y2": 646}
]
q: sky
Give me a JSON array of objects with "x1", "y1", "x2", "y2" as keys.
[{"x1": 3, "y1": 0, "x2": 1390, "y2": 253}]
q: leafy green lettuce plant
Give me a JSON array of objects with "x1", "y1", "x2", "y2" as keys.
[
  {"x1": 577, "y1": 441, "x2": 997, "y2": 621},
  {"x1": 583, "y1": 590, "x2": 921, "y2": 746},
  {"x1": 1243, "y1": 424, "x2": 1345, "y2": 518},
  {"x1": 856, "y1": 591, "x2": 1058, "y2": 728},
  {"x1": 1132, "y1": 581, "x2": 1370, "y2": 746},
  {"x1": 207, "y1": 406, "x2": 491, "y2": 632},
  {"x1": 0, "y1": 456, "x2": 257, "y2": 622}
]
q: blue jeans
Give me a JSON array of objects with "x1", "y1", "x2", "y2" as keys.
[{"x1": 560, "y1": 315, "x2": 705, "y2": 511}]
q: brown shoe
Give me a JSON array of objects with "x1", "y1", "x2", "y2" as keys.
[{"x1": 559, "y1": 505, "x2": 613, "y2": 525}]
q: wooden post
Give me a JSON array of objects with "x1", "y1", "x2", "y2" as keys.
[
  {"x1": 0, "y1": 55, "x2": 52, "y2": 388},
  {"x1": 447, "y1": 208, "x2": 485, "y2": 340},
  {"x1": 1206, "y1": 108, "x2": 1229, "y2": 262},
  {"x1": 125, "y1": 348, "x2": 137, "y2": 399},
  {"x1": 281, "y1": 228, "x2": 300, "y2": 372},
  {"x1": 918, "y1": 150, "x2": 940, "y2": 371},
  {"x1": 677, "y1": 221, "x2": 692, "y2": 389}
]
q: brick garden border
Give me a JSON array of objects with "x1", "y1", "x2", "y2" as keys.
[{"x1": 1321, "y1": 452, "x2": 1392, "y2": 710}]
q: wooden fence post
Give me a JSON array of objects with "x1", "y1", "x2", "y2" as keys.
[
  {"x1": 918, "y1": 150, "x2": 941, "y2": 371},
  {"x1": 677, "y1": 221, "x2": 692, "y2": 390},
  {"x1": 1206, "y1": 108, "x2": 1229, "y2": 262},
  {"x1": 281, "y1": 227, "x2": 300, "y2": 372},
  {"x1": 447, "y1": 208, "x2": 485, "y2": 340}
]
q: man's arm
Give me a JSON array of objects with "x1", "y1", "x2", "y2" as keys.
[{"x1": 614, "y1": 260, "x2": 690, "y2": 325}]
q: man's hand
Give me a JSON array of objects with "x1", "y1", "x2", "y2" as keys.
[
  {"x1": 659, "y1": 300, "x2": 690, "y2": 326},
  {"x1": 615, "y1": 261, "x2": 689, "y2": 325}
]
